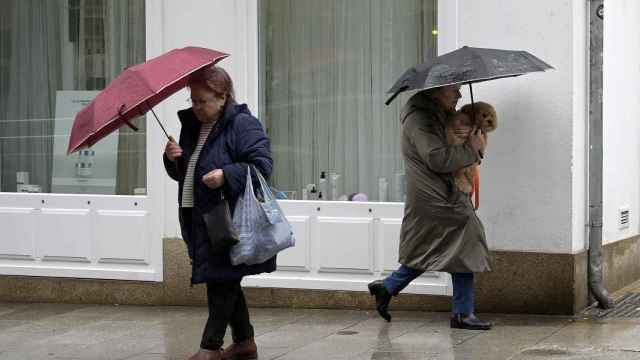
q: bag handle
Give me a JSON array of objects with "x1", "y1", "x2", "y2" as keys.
[{"x1": 244, "y1": 165, "x2": 275, "y2": 203}]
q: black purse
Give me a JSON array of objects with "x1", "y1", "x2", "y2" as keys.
[
  {"x1": 201, "y1": 192, "x2": 239, "y2": 253},
  {"x1": 196, "y1": 120, "x2": 239, "y2": 253}
]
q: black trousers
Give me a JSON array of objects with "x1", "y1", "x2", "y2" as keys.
[{"x1": 200, "y1": 281, "x2": 255, "y2": 350}]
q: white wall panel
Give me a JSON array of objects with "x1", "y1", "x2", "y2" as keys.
[
  {"x1": 96, "y1": 210, "x2": 149, "y2": 265},
  {"x1": 317, "y1": 217, "x2": 374, "y2": 274},
  {"x1": 0, "y1": 207, "x2": 35, "y2": 260},
  {"x1": 37, "y1": 208, "x2": 91, "y2": 262},
  {"x1": 380, "y1": 218, "x2": 402, "y2": 273}
]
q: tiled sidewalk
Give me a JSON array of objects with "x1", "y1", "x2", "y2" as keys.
[{"x1": 1, "y1": 302, "x2": 640, "y2": 359}]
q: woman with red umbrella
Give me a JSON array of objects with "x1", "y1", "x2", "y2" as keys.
[{"x1": 164, "y1": 65, "x2": 272, "y2": 360}]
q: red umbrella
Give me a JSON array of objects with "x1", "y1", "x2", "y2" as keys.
[{"x1": 67, "y1": 46, "x2": 229, "y2": 154}]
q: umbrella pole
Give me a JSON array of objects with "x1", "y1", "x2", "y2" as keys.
[
  {"x1": 468, "y1": 82, "x2": 475, "y2": 121},
  {"x1": 146, "y1": 101, "x2": 172, "y2": 141},
  {"x1": 468, "y1": 82, "x2": 484, "y2": 159}
]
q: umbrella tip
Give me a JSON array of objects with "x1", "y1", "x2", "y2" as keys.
[
  {"x1": 384, "y1": 86, "x2": 409, "y2": 106},
  {"x1": 385, "y1": 92, "x2": 399, "y2": 106}
]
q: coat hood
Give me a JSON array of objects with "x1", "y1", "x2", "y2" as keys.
[
  {"x1": 400, "y1": 91, "x2": 451, "y2": 127},
  {"x1": 177, "y1": 101, "x2": 252, "y2": 129}
]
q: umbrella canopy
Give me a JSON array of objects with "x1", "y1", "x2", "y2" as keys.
[
  {"x1": 67, "y1": 46, "x2": 229, "y2": 154},
  {"x1": 385, "y1": 46, "x2": 553, "y2": 105}
]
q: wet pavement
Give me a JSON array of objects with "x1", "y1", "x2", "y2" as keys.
[{"x1": 0, "y1": 302, "x2": 640, "y2": 359}]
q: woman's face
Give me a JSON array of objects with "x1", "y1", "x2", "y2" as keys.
[
  {"x1": 433, "y1": 85, "x2": 462, "y2": 111},
  {"x1": 189, "y1": 84, "x2": 227, "y2": 123}
]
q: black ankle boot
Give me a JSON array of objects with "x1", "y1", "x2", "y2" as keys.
[
  {"x1": 368, "y1": 280, "x2": 392, "y2": 322},
  {"x1": 450, "y1": 313, "x2": 492, "y2": 330}
]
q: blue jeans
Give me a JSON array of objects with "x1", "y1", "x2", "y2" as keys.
[{"x1": 383, "y1": 265, "x2": 475, "y2": 315}]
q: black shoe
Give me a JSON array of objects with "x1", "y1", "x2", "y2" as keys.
[
  {"x1": 368, "y1": 280, "x2": 392, "y2": 322},
  {"x1": 450, "y1": 313, "x2": 492, "y2": 330}
]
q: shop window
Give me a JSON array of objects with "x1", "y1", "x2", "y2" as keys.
[
  {"x1": 0, "y1": 0, "x2": 146, "y2": 195},
  {"x1": 259, "y1": 0, "x2": 437, "y2": 202}
]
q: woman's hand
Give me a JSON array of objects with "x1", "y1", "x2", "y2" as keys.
[
  {"x1": 453, "y1": 125, "x2": 473, "y2": 139},
  {"x1": 202, "y1": 169, "x2": 225, "y2": 189},
  {"x1": 468, "y1": 127, "x2": 487, "y2": 154},
  {"x1": 164, "y1": 139, "x2": 183, "y2": 162}
]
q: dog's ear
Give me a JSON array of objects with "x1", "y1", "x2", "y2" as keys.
[
  {"x1": 458, "y1": 104, "x2": 477, "y2": 127},
  {"x1": 459, "y1": 103, "x2": 472, "y2": 116}
]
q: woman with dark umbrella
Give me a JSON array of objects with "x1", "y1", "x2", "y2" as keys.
[{"x1": 368, "y1": 84, "x2": 492, "y2": 330}]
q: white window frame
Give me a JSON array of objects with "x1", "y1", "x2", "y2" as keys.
[{"x1": 0, "y1": 0, "x2": 164, "y2": 282}]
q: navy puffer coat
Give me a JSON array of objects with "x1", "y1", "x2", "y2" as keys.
[{"x1": 163, "y1": 101, "x2": 276, "y2": 284}]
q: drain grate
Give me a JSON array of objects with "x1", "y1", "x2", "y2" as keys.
[{"x1": 587, "y1": 292, "x2": 640, "y2": 319}]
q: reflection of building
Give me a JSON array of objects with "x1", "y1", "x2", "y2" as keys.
[{"x1": 0, "y1": 0, "x2": 639, "y2": 315}]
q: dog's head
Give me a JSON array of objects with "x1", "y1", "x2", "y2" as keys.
[{"x1": 460, "y1": 102, "x2": 497, "y2": 132}]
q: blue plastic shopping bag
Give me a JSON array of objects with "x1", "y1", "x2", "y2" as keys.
[{"x1": 230, "y1": 166, "x2": 295, "y2": 265}]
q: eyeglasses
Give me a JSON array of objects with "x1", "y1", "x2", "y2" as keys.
[{"x1": 186, "y1": 98, "x2": 216, "y2": 107}]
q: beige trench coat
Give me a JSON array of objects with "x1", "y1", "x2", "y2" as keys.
[{"x1": 398, "y1": 91, "x2": 491, "y2": 273}]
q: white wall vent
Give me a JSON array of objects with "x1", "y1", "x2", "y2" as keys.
[{"x1": 619, "y1": 207, "x2": 630, "y2": 230}]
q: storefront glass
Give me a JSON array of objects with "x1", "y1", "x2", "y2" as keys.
[
  {"x1": 259, "y1": 0, "x2": 437, "y2": 202},
  {"x1": 0, "y1": 0, "x2": 146, "y2": 195}
]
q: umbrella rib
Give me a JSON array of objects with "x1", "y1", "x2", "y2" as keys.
[{"x1": 85, "y1": 56, "x2": 229, "y2": 144}]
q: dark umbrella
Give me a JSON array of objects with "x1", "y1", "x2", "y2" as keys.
[{"x1": 385, "y1": 46, "x2": 554, "y2": 106}]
